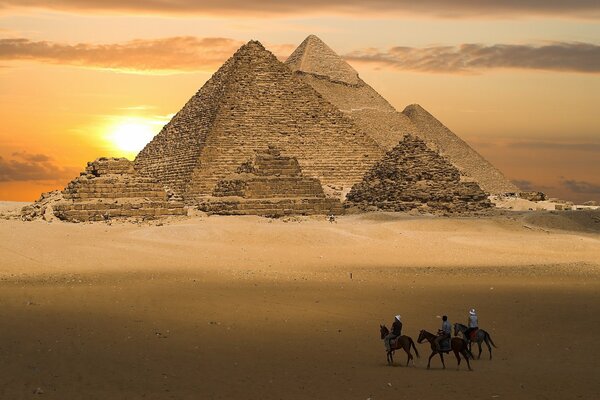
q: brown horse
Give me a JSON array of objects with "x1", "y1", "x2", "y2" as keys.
[
  {"x1": 417, "y1": 329, "x2": 473, "y2": 371},
  {"x1": 379, "y1": 325, "x2": 419, "y2": 366}
]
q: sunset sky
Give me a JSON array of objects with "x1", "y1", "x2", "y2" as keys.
[{"x1": 1, "y1": 1, "x2": 599, "y2": 203}]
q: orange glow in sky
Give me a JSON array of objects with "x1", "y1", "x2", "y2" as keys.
[{"x1": 0, "y1": 2, "x2": 598, "y2": 203}]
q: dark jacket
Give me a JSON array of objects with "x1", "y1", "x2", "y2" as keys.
[{"x1": 391, "y1": 319, "x2": 402, "y2": 336}]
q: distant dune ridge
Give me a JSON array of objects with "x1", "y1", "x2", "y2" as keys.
[{"x1": 22, "y1": 36, "x2": 523, "y2": 222}]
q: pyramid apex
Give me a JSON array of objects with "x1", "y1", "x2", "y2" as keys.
[{"x1": 286, "y1": 35, "x2": 360, "y2": 85}]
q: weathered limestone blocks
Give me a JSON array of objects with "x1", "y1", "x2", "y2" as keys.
[
  {"x1": 24, "y1": 158, "x2": 185, "y2": 222},
  {"x1": 199, "y1": 147, "x2": 344, "y2": 216},
  {"x1": 134, "y1": 40, "x2": 383, "y2": 203},
  {"x1": 346, "y1": 135, "x2": 492, "y2": 213}
]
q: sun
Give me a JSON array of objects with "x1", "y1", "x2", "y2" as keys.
[{"x1": 109, "y1": 121, "x2": 156, "y2": 154}]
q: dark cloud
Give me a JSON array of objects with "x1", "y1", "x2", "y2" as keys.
[
  {"x1": 0, "y1": 0, "x2": 598, "y2": 18},
  {"x1": 0, "y1": 152, "x2": 77, "y2": 182},
  {"x1": 561, "y1": 180, "x2": 600, "y2": 194},
  {"x1": 507, "y1": 141, "x2": 600, "y2": 151},
  {"x1": 0, "y1": 37, "x2": 295, "y2": 72},
  {"x1": 512, "y1": 179, "x2": 535, "y2": 191},
  {"x1": 0, "y1": 37, "x2": 246, "y2": 72},
  {"x1": 345, "y1": 42, "x2": 600, "y2": 74}
]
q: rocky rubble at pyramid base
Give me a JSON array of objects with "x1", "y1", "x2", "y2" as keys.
[
  {"x1": 22, "y1": 158, "x2": 186, "y2": 223},
  {"x1": 199, "y1": 198, "x2": 344, "y2": 217},
  {"x1": 52, "y1": 201, "x2": 186, "y2": 222}
]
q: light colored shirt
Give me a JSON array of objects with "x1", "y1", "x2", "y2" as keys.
[
  {"x1": 469, "y1": 315, "x2": 478, "y2": 328},
  {"x1": 442, "y1": 320, "x2": 451, "y2": 335}
]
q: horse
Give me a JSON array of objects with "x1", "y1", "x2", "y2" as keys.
[
  {"x1": 453, "y1": 323, "x2": 497, "y2": 360},
  {"x1": 417, "y1": 329, "x2": 473, "y2": 371},
  {"x1": 379, "y1": 325, "x2": 419, "y2": 366}
]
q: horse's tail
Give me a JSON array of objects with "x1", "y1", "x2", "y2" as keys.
[
  {"x1": 410, "y1": 337, "x2": 420, "y2": 358},
  {"x1": 486, "y1": 331, "x2": 498, "y2": 348}
]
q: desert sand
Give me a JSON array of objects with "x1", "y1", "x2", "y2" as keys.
[{"x1": 1, "y1": 202, "x2": 599, "y2": 399}]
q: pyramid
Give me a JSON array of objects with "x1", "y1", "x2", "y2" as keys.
[
  {"x1": 285, "y1": 35, "x2": 518, "y2": 194},
  {"x1": 402, "y1": 104, "x2": 519, "y2": 194},
  {"x1": 346, "y1": 135, "x2": 492, "y2": 213},
  {"x1": 199, "y1": 146, "x2": 344, "y2": 216},
  {"x1": 134, "y1": 41, "x2": 384, "y2": 202},
  {"x1": 22, "y1": 158, "x2": 185, "y2": 222}
]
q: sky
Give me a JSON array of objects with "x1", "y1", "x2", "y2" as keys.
[{"x1": 0, "y1": 1, "x2": 599, "y2": 203}]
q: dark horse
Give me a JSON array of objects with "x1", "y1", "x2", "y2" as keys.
[
  {"x1": 417, "y1": 330, "x2": 473, "y2": 371},
  {"x1": 454, "y1": 323, "x2": 497, "y2": 360},
  {"x1": 379, "y1": 325, "x2": 419, "y2": 366}
]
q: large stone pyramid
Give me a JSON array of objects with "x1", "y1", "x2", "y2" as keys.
[
  {"x1": 346, "y1": 135, "x2": 492, "y2": 213},
  {"x1": 134, "y1": 40, "x2": 384, "y2": 203},
  {"x1": 285, "y1": 35, "x2": 518, "y2": 195}
]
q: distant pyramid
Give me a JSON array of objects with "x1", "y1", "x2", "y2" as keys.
[
  {"x1": 402, "y1": 104, "x2": 518, "y2": 194},
  {"x1": 286, "y1": 35, "x2": 518, "y2": 194},
  {"x1": 286, "y1": 34, "x2": 361, "y2": 85},
  {"x1": 346, "y1": 135, "x2": 492, "y2": 213},
  {"x1": 135, "y1": 41, "x2": 384, "y2": 202}
]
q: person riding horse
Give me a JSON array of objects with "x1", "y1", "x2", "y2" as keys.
[
  {"x1": 465, "y1": 308, "x2": 478, "y2": 339},
  {"x1": 384, "y1": 315, "x2": 402, "y2": 352},
  {"x1": 434, "y1": 315, "x2": 451, "y2": 352}
]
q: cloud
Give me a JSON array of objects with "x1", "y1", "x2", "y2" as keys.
[
  {"x1": 0, "y1": 152, "x2": 77, "y2": 182},
  {"x1": 512, "y1": 179, "x2": 534, "y2": 191},
  {"x1": 561, "y1": 179, "x2": 600, "y2": 194},
  {"x1": 0, "y1": 1, "x2": 598, "y2": 18},
  {"x1": 507, "y1": 141, "x2": 600, "y2": 152},
  {"x1": 2, "y1": 36, "x2": 599, "y2": 75},
  {"x1": 344, "y1": 42, "x2": 600, "y2": 74},
  {"x1": 0, "y1": 37, "x2": 295, "y2": 73},
  {"x1": 0, "y1": 36, "x2": 249, "y2": 73}
]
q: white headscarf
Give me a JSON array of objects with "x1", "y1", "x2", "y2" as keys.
[
  {"x1": 469, "y1": 309, "x2": 476, "y2": 315},
  {"x1": 395, "y1": 315, "x2": 401, "y2": 321}
]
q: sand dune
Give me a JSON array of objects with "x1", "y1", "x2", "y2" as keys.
[{"x1": 1, "y1": 209, "x2": 599, "y2": 399}]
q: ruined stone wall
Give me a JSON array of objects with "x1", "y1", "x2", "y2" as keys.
[
  {"x1": 183, "y1": 42, "x2": 384, "y2": 201},
  {"x1": 346, "y1": 136, "x2": 492, "y2": 213},
  {"x1": 51, "y1": 158, "x2": 185, "y2": 222}
]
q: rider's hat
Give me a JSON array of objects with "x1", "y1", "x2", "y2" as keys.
[
  {"x1": 469, "y1": 308, "x2": 476, "y2": 315},
  {"x1": 395, "y1": 315, "x2": 401, "y2": 321}
]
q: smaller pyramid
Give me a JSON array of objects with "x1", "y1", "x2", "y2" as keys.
[
  {"x1": 199, "y1": 147, "x2": 343, "y2": 217},
  {"x1": 346, "y1": 135, "x2": 492, "y2": 213},
  {"x1": 286, "y1": 35, "x2": 360, "y2": 85},
  {"x1": 23, "y1": 158, "x2": 185, "y2": 222}
]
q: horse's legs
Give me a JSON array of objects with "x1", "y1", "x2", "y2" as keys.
[
  {"x1": 427, "y1": 351, "x2": 436, "y2": 369},
  {"x1": 461, "y1": 349, "x2": 473, "y2": 371},
  {"x1": 403, "y1": 345, "x2": 412, "y2": 367},
  {"x1": 477, "y1": 341, "x2": 482, "y2": 359},
  {"x1": 390, "y1": 351, "x2": 394, "y2": 365},
  {"x1": 439, "y1": 352, "x2": 446, "y2": 369},
  {"x1": 485, "y1": 337, "x2": 492, "y2": 360},
  {"x1": 454, "y1": 349, "x2": 461, "y2": 370}
]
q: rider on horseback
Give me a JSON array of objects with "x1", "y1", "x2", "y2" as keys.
[
  {"x1": 384, "y1": 315, "x2": 402, "y2": 352},
  {"x1": 434, "y1": 315, "x2": 451, "y2": 352},
  {"x1": 465, "y1": 308, "x2": 478, "y2": 339}
]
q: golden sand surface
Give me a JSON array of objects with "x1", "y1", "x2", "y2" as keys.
[{"x1": 1, "y1": 207, "x2": 599, "y2": 399}]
